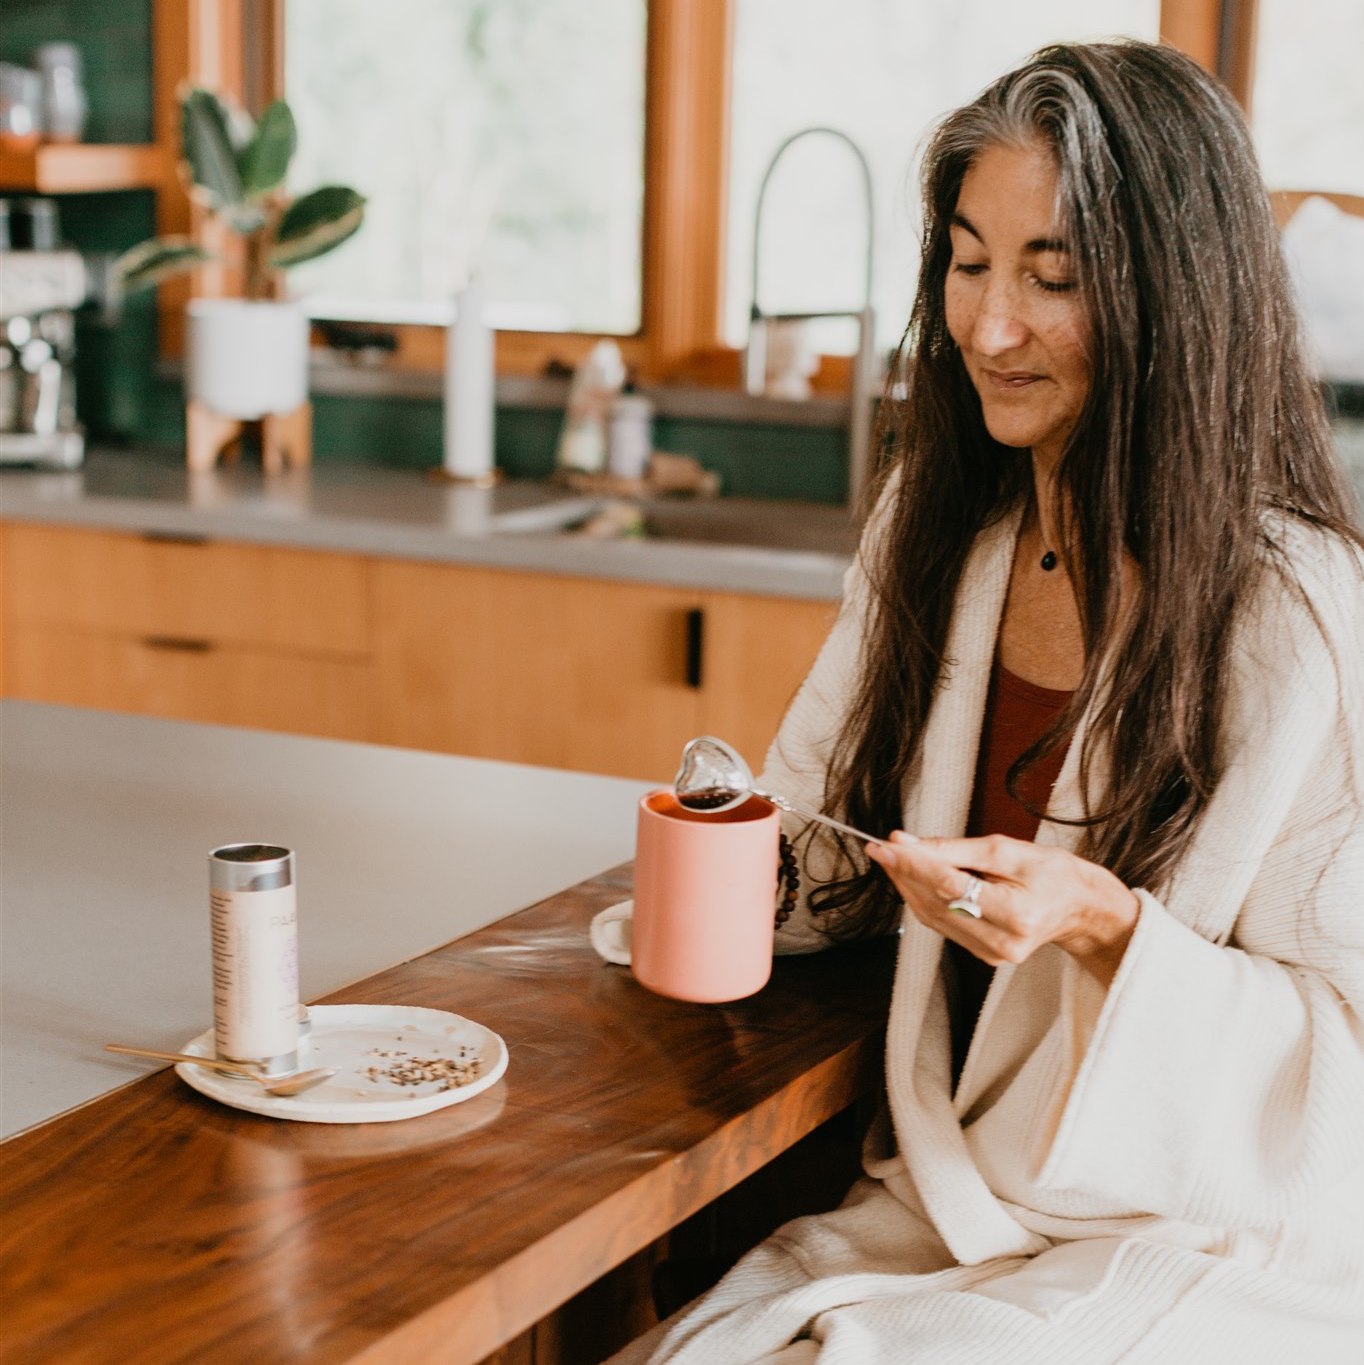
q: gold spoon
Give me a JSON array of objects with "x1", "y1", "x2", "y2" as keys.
[{"x1": 105, "y1": 1043, "x2": 338, "y2": 1097}]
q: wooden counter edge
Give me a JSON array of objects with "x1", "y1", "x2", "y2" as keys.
[{"x1": 352, "y1": 1033, "x2": 887, "y2": 1364}]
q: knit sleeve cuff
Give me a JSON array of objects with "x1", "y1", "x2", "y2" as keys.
[
  {"x1": 1037, "y1": 890, "x2": 1226, "y2": 1203},
  {"x1": 1035, "y1": 888, "x2": 1320, "y2": 1224}
]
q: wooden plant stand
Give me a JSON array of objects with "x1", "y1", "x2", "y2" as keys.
[{"x1": 186, "y1": 398, "x2": 312, "y2": 475}]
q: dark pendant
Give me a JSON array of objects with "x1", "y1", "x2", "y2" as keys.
[{"x1": 1040, "y1": 550, "x2": 1058, "y2": 572}]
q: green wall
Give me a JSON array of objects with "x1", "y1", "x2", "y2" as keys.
[
  {"x1": 0, "y1": 0, "x2": 152, "y2": 142},
  {"x1": 132, "y1": 378, "x2": 852, "y2": 502},
  {"x1": 3, "y1": 0, "x2": 849, "y2": 503}
]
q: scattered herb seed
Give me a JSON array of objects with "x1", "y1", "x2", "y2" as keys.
[{"x1": 362, "y1": 1050, "x2": 482, "y2": 1092}]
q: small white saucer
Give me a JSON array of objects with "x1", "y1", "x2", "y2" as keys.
[{"x1": 176, "y1": 1004, "x2": 508, "y2": 1124}]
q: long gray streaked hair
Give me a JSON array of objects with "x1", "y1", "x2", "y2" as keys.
[{"x1": 809, "y1": 40, "x2": 1363, "y2": 938}]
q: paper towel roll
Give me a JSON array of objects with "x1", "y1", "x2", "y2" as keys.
[{"x1": 443, "y1": 279, "x2": 495, "y2": 480}]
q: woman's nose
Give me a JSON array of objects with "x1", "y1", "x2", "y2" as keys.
[{"x1": 972, "y1": 283, "x2": 1029, "y2": 355}]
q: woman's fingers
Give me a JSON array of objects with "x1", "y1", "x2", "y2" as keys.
[
  {"x1": 908, "y1": 876, "x2": 1024, "y2": 965},
  {"x1": 874, "y1": 836, "x2": 1000, "y2": 910},
  {"x1": 868, "y1": 838, "x2": 991, "y2": 924},
  {"x1": 871, "y1": 831, "x2": 1138, "y2": 981},
  {"x1": 934, "y1": 912, "x2": 1023, "y2": 967},
  {"x1": 919, "y1": 833, "x2": 1031, "y2": 881},
  {"x1": 868, "y1": 834, "x2": 1035, "y2": 961}
]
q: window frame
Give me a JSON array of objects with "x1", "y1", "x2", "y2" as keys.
[{"x1": 152, "y1": 0, "x2": 1259, "y2": 385}]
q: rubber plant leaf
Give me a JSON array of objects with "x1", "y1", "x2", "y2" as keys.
[
  {"x1": 113, "y1": 236, "x2": 214, "y2": 294},
  {"x1": 180, "y1": 88, "x2": 245, "y2": 213},
  {"x1": 239, "y1": 99, "x2": 297, "y2": 200},
  {"x1": 269, "y1": 186, "x2": 367, "y2": 268}
]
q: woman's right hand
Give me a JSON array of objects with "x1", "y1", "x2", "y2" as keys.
[{"x1": 866, "y1": 831, "x2": 1140, "y2": 987}]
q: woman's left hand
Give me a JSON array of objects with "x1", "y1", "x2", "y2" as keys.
[{"x1": 865, "y1": 833, "x2": 1141, "y2": 987}]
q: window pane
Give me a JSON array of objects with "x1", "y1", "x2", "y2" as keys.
[
  {"x1": 283, "y1": 0, "x2": 646, "y2": 332},
  {"x1": 726, "y1": 0, "x2": 1160, "y2": 354},
  {"x1": 1250, "y1": 0, "x2": 1364, "y2": 195}
]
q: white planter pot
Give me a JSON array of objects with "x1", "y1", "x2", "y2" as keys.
[{"x1": 186, "y1": 299, "x2": 309, "y2": 420}]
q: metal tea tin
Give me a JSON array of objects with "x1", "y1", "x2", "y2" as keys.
[{"x1": 209, "y1": 843, "x2": 299, "y2": 1076}]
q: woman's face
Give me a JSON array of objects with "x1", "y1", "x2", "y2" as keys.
[{"x1": 944, "y1": 140, "x2": 1091, "y2": 472}]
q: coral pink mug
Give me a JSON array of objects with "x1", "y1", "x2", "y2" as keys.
[{"x1": 630, "y1": 789, "x2": 780, "y2": 1003}]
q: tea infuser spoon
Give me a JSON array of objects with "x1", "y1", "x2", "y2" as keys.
[
  {"x1": 105, "y1": 1044, "x2": 338, "y2": 1097},
  {"x1": 673, "y1": 736, "x2": 893, "y2": 849}
]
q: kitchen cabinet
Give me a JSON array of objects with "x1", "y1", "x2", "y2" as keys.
[
  {"x1": 372, "y1": 559, "x2": 835, "y2": 782},
  {"x1": 1, "y1": 521, "x2": 837, "y2": 779},
  {"x1": 1, "y1": 524, "x2": 372, "y2": 741},
  {"x1": 372, "y1": 560, "x2": 704, "y2": 782},
  {"x1": 698, "y1": 589, "x2": 837, "y2": 771},
  {"x1": 2, "y1": 631, "x2": 372, "y2": 739},
  {"x1": 2, "y1": 524, "x2": 368, "y2": 651}
]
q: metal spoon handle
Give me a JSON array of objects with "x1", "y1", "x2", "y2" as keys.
[
  {"x1": 753, "y1": 790, "x2": 891, "y2": 848},
  {"x1": 106, "y1": 1043, "x2": 267, "y2": 1080}
]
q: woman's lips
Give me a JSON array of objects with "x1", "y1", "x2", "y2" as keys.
[{"x1": 982, "y1": 369, "x2": 1044, "y2": 390}]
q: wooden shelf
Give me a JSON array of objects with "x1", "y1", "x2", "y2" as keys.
[{"x1": 0, "y1": 142, "x2": 167, "y2": 194}]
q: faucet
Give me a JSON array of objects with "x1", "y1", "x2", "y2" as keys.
[{"x1": 744, "y1": 127, "x2": 877, "y2": 511}]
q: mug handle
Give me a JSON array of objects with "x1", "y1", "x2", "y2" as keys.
[{"x1": 589, "y1": 900, "x2": 634, "y2": 965}]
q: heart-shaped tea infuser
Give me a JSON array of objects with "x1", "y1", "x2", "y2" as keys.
[{"x1": 672, "y1": 736, "x2": 889, "y2": 847}]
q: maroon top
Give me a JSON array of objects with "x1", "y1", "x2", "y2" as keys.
[{"x1": 946, "y1": 661, "x2": 1073, "y2": 1088}]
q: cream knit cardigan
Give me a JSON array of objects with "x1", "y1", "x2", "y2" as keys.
[{"x1": 618, "y1": 502, "x2": 1364, "y2": 1364}]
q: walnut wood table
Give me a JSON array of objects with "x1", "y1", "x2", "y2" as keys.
[{"x1": 0, "y1": 719, "x2": 894, "y2": 1364}]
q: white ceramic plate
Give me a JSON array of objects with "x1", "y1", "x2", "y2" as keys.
[{"x1": 175, "y1": 1004, "x2": 508, "y2": 1124}]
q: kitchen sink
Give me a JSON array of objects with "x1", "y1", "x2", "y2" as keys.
[
  {"x1": 483, "y1": 493, "x2": 605, "y2": 534},
  {"x1": 493, "y1": 494, "x2": 859, "y2": 557}
]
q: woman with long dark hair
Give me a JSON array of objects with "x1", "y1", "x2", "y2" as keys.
[{"x1": 614, "y1": 38, "x2": 1364, "y2": 1364}]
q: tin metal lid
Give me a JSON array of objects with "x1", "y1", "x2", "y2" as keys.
[{"x1": 209, "y1": 843, "x2": 294, "y2": 892}]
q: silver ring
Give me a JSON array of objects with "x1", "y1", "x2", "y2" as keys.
[{"x1": 946, "y1": 873, "x2": 985, "y2": 919}]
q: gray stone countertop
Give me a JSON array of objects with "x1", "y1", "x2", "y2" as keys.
[
  {"x1": 0, "y1": 448, "x2": 857, "y2": 601},
  {"x1": 1, "y1": 701, "x2": 651, "y2": 1139}
]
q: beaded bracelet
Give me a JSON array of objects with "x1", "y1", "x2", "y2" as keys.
[{"x1": 775, "y1": 832, "x2": 800, "y2": 927}]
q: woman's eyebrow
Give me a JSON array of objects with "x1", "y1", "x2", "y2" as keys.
[
  {"x1": 949, "y1": 212, "x2": 1070, "y2": 256},
  {"x1": 949, "y1": 212, "x2": 981, "y2": 242}
]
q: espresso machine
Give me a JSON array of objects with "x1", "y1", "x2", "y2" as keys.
[{"x1": 0, "y1": 197, "x2": 86, "y2": 469}]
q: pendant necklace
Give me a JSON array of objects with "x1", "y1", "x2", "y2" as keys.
[{"x1": 1040, "y1": 550, "x2": 1058, "y2": 571}]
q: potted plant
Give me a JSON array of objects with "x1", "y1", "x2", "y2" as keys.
[{"x1": 117, "y1": 88, "x2": 365, "y2": 427}]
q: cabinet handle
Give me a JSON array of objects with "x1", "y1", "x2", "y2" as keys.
[
  {"x1": 140, "y1": 531, "x2": 209, "y2": 547},
  {"x1": 142, "y1": 635, "x2": 213, "y2": 653},
  {"x1": 685, "y1": 608, "x2": 704, "y2": 689}
]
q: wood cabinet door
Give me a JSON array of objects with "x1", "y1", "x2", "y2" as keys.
[
  {"x1": 3, "y1": 523, "x2": 369, "y2": 655},
  {"x1": 3, "y1": 628, "x2": 373, "y2": 740},
  {"x1": 2, "y1": 522, "x2": 373, "y2": 739},
  {"x1": 372, "y1": 561, "x2": 704, "y2": 782},
  {"x1": 698, "y1": 593, "x2": 838, "y2": 774}
]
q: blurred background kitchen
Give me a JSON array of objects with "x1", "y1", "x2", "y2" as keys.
[{"x1": 1, "y1": 0, "x2": 1361, "y2": 781}]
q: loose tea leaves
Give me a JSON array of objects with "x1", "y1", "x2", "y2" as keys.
[
  {"x1": 677, "y1": 786, "x2": 746, "y2": 810},
  {"x1": 363, "y1": 1047, "x2": 483, "y2": 1091}
]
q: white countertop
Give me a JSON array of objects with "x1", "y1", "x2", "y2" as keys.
[
  {"x1": 0, "y1": 702, "x2": 652, "y2": 1139},
  {"x1": 0, "y1": 449, "x2": 854, "y2": 600}
]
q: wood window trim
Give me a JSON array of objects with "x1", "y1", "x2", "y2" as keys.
[
  {"x1": 151, "y1": 0, "x2": 734, "y2": 382},
  {"x1": 153, "y1": 0, "x2": 249, "y2": 356},
  {"x1": 151, "y1": 0, "x2": 1259, "y2": 387},
  {"x1": 1163, "y1": 0, "x2": 1260, "y2": 112}
]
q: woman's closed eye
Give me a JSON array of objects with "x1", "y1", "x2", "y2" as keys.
[{"x1": 950, "y1": 261, "x2": 1074, "y2": 293}]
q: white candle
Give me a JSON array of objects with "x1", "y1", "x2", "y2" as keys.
[{"x1": 443, "y1": 278, "x2": 495, "y2": 480}]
